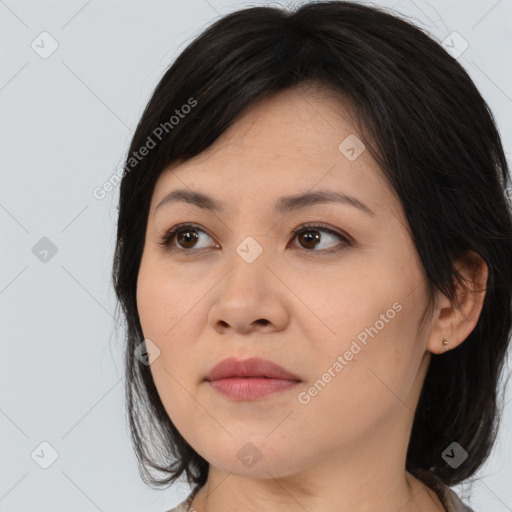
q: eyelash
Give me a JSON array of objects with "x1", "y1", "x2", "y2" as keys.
[{"x1": 157, "y1": 222, "x2": 352, "y2": 255}]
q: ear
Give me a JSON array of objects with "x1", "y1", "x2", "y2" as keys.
[{"x1": 427, "y1": 250, "x2": 488, "y2": 354}]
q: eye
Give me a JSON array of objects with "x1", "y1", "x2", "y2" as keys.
[
  {"x1": 289, "y1": 223, "x2": 351, "y2": 254},
  {"x1": 158, "y1": 222, "x2": 351, "y2": 254},
  {"x1": 157, "y1": 223, "x2": 216, "y2": 251}
]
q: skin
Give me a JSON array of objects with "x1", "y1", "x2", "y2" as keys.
[{"x1": 136, "y1": 84, "x2": 488, "y2": 512}]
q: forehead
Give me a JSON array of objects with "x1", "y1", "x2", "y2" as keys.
[
  {"x1": 182, "y1": 85, "x2": 363, "y2": 168},
  {"x1": 151, "y1": 85, "x2": 397, "y2": 219}
]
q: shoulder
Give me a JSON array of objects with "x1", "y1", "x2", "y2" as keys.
[
  {"x1": 165, "y1": 502, "x2": 190, "y2": 512},
  {"x1": 411, "y1": 469, "x2": 475, "y2": 512},
  {"x1": 164, "y1": 486, "x2": 200, "y2": 512},
  {"x1": 441, "y1": 485, "x2": 475, "y2": 512},
  {"x1": 164, "y1": 502, "x2": 189, "y2": 512},
  {"x1": 165, "y1": 476, "x2": 477, "y2": 512}
]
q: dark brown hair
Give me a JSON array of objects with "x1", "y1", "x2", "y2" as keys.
[{"x1": 112, "y1": 0, "x2": 512, "y2": 492}]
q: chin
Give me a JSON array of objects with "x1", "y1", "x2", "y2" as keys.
[{"x1": 200, "y1": 439, "x2": 304, "y2": 479}]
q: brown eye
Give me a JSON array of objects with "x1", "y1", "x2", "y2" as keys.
[
  {"x1": 158, "y1": 224, "x2": 215, "y2": 251},
  {"x1": 291, "y1": 224, "x2": 351, "y2": 253},
  {"x1": 158, "y1": 222, "x2": 351, "y2": 255},
  {"x1": 176, "y1": 228, "x2": 199, "y2": 249},
  {"x1": 296, "y1": 229, "x2": 322, "y2": 250}
]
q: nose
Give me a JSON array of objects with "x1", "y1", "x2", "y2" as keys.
[{"x1": 207, "y1": 241, "x2": 290, "y2": 335}]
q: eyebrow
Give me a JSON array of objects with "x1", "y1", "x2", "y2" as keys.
[{"x1": 154, "y1": 188, "x2": 375, "y2": 217}]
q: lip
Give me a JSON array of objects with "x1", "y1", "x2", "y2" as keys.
[
  {"x1": 205, "y1": 357, "x2": 301, "y2": 381},
  {"x1": 205, "y1": 357, "x2": 301, "y2": 400}
]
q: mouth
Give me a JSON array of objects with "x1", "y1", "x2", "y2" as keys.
[
  {"x1": 206, "y1": 376, "x2": 300, "y2": 400},
  {"x1": 205, "y1": 357, "x2": 301, "y2": 400}
]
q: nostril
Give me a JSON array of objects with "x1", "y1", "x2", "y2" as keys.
[{"x1": 256, "y1": 319, "x2": 270, "y2": 326}]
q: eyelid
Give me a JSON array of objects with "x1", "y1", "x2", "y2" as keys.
[
  {"x1": 158, "y1": 221, "x2": 352, "y2": 253},
  {"x1": 157, "y1": 222, "x2": 217, "y2": 249},
  {"x1": 289, "y1": 222, "x2": 352, "y2": 245}
]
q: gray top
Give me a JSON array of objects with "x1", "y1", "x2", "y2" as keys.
[{"x1": 166, "y1": 471, "x2": 475, "y2": 512}]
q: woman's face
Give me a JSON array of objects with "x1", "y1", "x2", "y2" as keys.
[{"x1": 136, "y1": 86, "x2": 436, "y2": 479}]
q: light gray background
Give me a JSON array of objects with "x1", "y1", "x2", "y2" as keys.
[{"x1": 1, "y1": 0, "x2": 511, "y2": 510}]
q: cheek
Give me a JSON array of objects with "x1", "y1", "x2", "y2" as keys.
[
  {"x1": 136, "y1": 254, "x2": 162, "y2": 338},
  {"x1": 295, "y1": 263, "x2": 425, "y2": 412},
  {"x1": 136, "y1": 254, "x2": 205, "y2": 394},
  {"x1": 289, "y1": 260, "x2": 404, "y2": 356},
  {"x1": 136, "y1": 254, "x2": 199, "y2": 341},
  {"x1": 294, "y1": 311, "x2": 419, "y2": 447},
  {"x1": 136, "y1": 266, "x2": 200, "y2": 434}
]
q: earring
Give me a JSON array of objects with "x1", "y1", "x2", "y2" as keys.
[{"x1": 442, "y1": 339, "x2": 449, "y2": 352}]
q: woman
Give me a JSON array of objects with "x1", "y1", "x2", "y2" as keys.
[{"x1": 112, "y1": 2, "x2": 512, "y2": 511}]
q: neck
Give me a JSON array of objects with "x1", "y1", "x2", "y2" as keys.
[{"x1": 189, "y1": 455, "x2": 445, "y2": 512}]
